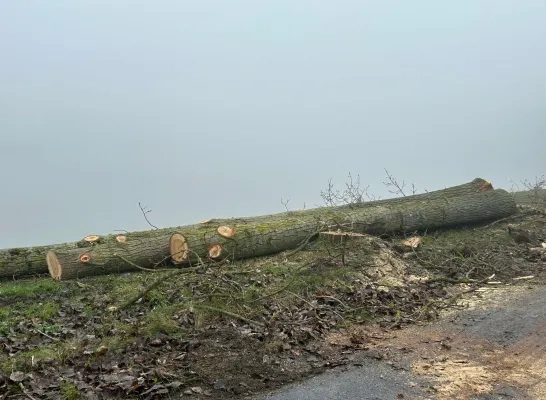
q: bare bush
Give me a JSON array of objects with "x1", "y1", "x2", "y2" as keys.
[
  {"x1": 321, "y1": 170, "x2": 418, "y2": 207},
  {"x1": 509, "y1": 175, "x2": 546, "y2": 205},
  {"x1": 320, "y1": 173, "x2": 376, "y2": 207},
  {"x1": 383, "y1": 168, "x2": 417, "y2": 197}
]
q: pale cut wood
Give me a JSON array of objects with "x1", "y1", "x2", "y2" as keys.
[
  {"x1": 208, "y1": 244, "x2": 222, "y2": 259},
  {"x1": 402, "y1": 236, "x2": 422, "y2": 248},
  {"x1": 170, "y1": 233, "x2": 189, "y2": 264},
  {"x1": 83, "y1": 235, "x2": 101, "y2": 243},
  {"x1": 115, "y1": 235, "x2": 127, "y2": 243},
  {"x1": 46, "y1": 250, "x2": 62, "y2": 281},
  {"x1": 217, "y1": 226, "x2": 237, "y2": 238},
  {"x1": 319, "y1": 231, "x2": 367, "y2": 245}
]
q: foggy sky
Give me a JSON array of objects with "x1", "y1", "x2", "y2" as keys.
[{"x1": 1, "y1": 1, "x2": 545, "y2": 248}]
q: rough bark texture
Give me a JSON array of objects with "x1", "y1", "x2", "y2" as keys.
[
  {"x1": 1, "y1": 177, "x2": 491, "y2": 280},
  {"x1": 167, "y1": 188, "x2": 516, "y2": 266},
  {"x1": 47, "y1": 186, "x2": 516, "y2": 281},
  {"x1": 0, "y1": 240, "x2": 96, "y2": 280}
]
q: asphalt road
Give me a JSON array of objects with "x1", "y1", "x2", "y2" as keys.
[{"x1": 256, "y1": 285, "x2": 546, "y2": 400}]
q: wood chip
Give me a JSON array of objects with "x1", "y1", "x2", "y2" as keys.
[
  {"x1": 402, "y1": 236, "x2": 422, "y2": 248},
  {"x1": 513, "y1": 275, "x2": 535, "y2": 281}
]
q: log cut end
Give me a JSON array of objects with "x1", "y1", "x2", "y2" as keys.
[
  {"x1": 480, "y1": 180, "x2": 493, "y2": 192},
  {"x1": 170, "y1": 233, "x2": 189, "y2": 264},
  {"x1": 208, "y1": 244, "x2": 222, "y2": 259},
  {"x1": 83, "y1": 235, "x2": 101, "y2": 244},
  {"x1": 46, "y1": 250, "x2": 62, "y2": 281},
  {"x1": 470, "y1": 178, "x2": 493, "y2": 192},
  {"x1": 115, "y1": 235, "x2": 127, "y2": 243},
  {"x1": 217, "y1": 226, "x2": 236, "y2": 238}
]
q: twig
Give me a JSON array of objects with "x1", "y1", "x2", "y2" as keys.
[
  {"x1": 477, "y1": 210, "x2": 540, "y2": 230},
  {"x1": 251, "y1": 279, "x2": 296, "y2": 304},
  {"x1": 420, "y1": 274, "x2": 496, "y2": 318},
  {"x1": 388, "y1": 274, "x2": 495, "y2": 329},
  {"x1": 18, "y1": 383, "x2": 38, "y2": 400},
  {"x1": 314, "y1": 294, "x2": 350, "y2": 310},
  {"x1": 33, "y1": 328, "x2": 60, "y2": 342},
  {"x1": 120, "y1": 266, "x2": 206, "y2": 309},
  {"x1": 250, "y1": 258, "x2": 326, "y2": 303},
  {"x1": 285, "y1": 224, "x2": 326, "y2": 258},
  {"x1": 194, "y1": 304, "x2": 264, "y2": 327},
  {"x1": 426, "y1": 277, "x2": 477, "y2": 284},
  {"x1": 513, "y1": 275, "x2": 535, "y2": 281},
  {"x1": 383, "y1": 168, "x2": 407, "y2": 197},
  {"x1": 320, "y1": 173, "x2": 370, "y2": 206},
  {"x1": 115, "y1": 254, "x2": 170, "y2": 273},
  {"x1": 119, "y1": 248, "x2": 212, "y2": 309},
  {"x1": 139, "y1": 202, "x2": 159, "y2": 229},
  {"x1": 281, "y1": 198, "x2": 291, "y2": 212}
]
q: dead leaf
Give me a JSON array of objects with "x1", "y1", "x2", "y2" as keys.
[{"x1": 9, "y1": 371, "x2": 26, "y2": 382}]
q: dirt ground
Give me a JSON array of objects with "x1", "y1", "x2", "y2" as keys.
[{"x1": 0, "y1": 189, "x2": 545, "y2": 399}]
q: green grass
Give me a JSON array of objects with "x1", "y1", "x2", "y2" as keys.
[
  {"x1": 0, "y1": 279, "x2": 62, "y2": 297},
  {"x1": 142, "y1": 304, "x2": 182, "y2": 337},
  {"x1": 21, "y1": 301, "x2": 60, "y2": 320},
  {"x1": 0, "y1": 345, "x2": 61, "y2": 374},
  {"x1": 60, "y1": 381, "x2": 79, "y2": 400}
]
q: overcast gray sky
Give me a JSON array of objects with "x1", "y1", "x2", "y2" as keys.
[{"x1": 1, "y1": 1, "x2": 545, "y2": 248}]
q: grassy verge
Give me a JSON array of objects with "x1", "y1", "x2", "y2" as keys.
[{"x1": 0, "y1": 198, "x2": 545, "y2": 399}]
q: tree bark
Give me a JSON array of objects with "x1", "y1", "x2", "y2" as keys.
[
  {"x1": 0, "y1": 238, "x2": 103, "y2": 281},
  {"x1": 0, "y1": 177, "x2": 491, "y2": 281},
  {"x1": 46, "y1": 184, "x2": 516, "y2": 281}
]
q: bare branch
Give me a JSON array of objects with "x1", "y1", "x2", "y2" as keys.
[
  {"x1": 139, "y1": 202, "x2": 159, "y2": 229},
  {"x1": 383, "y1": 168, "x2": 406, "y2": 197},
  {"x1": 320, "y1": 173, "x2": 374, "y2": 206},
  {"x1": 280, "y1": 198, "x2": 291, "y2": 211}
]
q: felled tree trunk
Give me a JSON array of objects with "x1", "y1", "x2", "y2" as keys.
[
  {"x1": 0, "y1": 236, "x2": 109, "y2": 281},
  {"x1": 2, "y1": 178, "x2": 491, "y2": 280},
  {"x1": 46, "y1": 181, "x2": 516, "y2": 281},
  {"x1": 1, "y1": 178, "x2": 504, "y2": 281}
]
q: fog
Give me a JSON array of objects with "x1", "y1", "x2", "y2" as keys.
[{"x1": 1, "y1": 1, "x2": 544, "y2": 248}]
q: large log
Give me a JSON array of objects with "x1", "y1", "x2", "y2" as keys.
[
  {"x1": 46, "y1": 184, "x2": 516, "y2": 281},
  {"x1": 0, "y1": 236, "x2": 108, "y2": 281},
  {"x1": 1, "y1": 178, "x2": 491, "y2": 280}
]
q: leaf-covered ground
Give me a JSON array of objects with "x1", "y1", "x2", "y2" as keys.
[{"x1": 1, "y1": 191, "x2": 545, "y2": 400}]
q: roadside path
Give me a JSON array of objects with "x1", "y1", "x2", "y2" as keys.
[{"x1": 257, "y1": 285, "x2": 546, "y2": 400}]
